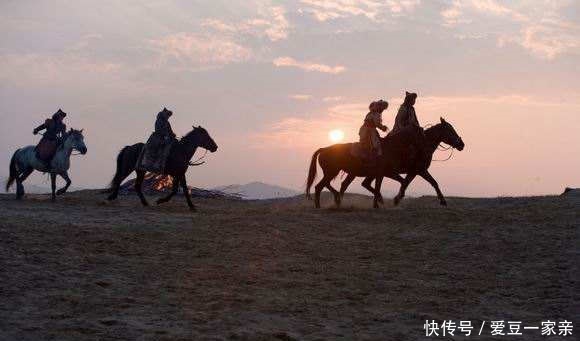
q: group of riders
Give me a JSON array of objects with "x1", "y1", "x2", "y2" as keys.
[
  {"x1": 32, "y1": 107, "x2": 178, "y2": 174},
  {"x1": 31, "y1": 91, "x2": 423, "y2": 175}
]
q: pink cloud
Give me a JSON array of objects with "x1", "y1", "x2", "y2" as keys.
[
  {"x1": 273, "y1": 57, "x2": 346, "y2": 74},
  {"x1": 149, "y1": 32, "x2": 252, "y2": 70},
  {"x1": 299, "y1": 0, "x2": 420, "y2": 22},
  {"x1": 201, "y1": 6, "x2": 289, "y2": 42}
]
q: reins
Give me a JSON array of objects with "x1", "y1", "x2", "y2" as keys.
[
  {"x1": 423, "y1": 123, "x2": 455, "y2": 162},
  {"x1": 180, "y1": 131, "x2": 211, "y2": 167},
  {"x1": 189, "y1": 149, "x2": 207, "y2": 167},
  {"x1": 432, "y1": 145, "x2": 454, "y2": 162}
]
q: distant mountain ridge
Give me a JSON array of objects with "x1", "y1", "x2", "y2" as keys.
[{"x1": 212, "y1": 181, "x2": 299, "y2": 200}]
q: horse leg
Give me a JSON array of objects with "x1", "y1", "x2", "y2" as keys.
[
  {"x1": 15, "y1": 168, "x2": 33, "y2": 200},
  {"x1": 56, "y1": 171, "x2": 71, "y2": 195},
  {"x1": 339, "y1": 174, "x2": 356, "y2": 201},
  {"x1": 314, "y1": 177, "x2": 326, "y2": 209},
  {"x1": 386, "y1": 173, "x2": 405, "y2": 184},
  {"x1": 314, "y1": 173, "x2": 335, "y2": 209},
  {"x1": 135, "y1": 170, "x2": 149, "y2": 206},
  {"x1": 50, "y1": 173, "x2": 57, "y2": 202},
  {"x1": 179, "y1": 175, "x2": 196, "y2": 211},
  {"x1": 381, "y1": 172, "x2": 405, "y2": 206},
  {"x1": 361, "y1": 176, "x2": 381, "y2": 207},
  {"x1": 107, "y1": 146, "x2": 140, "y2": 201},
  {"x1": 325, "y1": 181, "x2": 341, "y2": 207},
  {"x1": 156, "y1": 176, "x2": 179, "y2": 205},
  {"x1": 107, "y1": 172, "x2": 126, "y2": 201},
  {"x1": 374, "y1": 176, "x2": 384, "y2": 208},
  {"x1": 361, "y1": 176, "x2": 375, "y2": 195},
  {"x1": 394, "y1": 173, "x2": 416, "y2": 206},
  {"x1": 420, "y1": 170, "x2": 447, "y2": 206}
]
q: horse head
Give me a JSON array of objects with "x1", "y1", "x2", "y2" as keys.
[
  {"x1": 438, "y1": 117, "x2": 464, "y2": 151},
  {"x1": 183, "y1": 126, "x2": 218, "y2": 153},
  {"x1": 64, "y1": 128, "x2": 88, "y2": 154}
]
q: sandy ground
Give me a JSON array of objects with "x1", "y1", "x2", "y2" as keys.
[{"x1": 0, "y1": 190, "x2": 578, "y2": 341}]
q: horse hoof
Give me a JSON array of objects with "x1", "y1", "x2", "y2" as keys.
[
  {"x1": 56, "y1": 190, "x2": 65, "y2": 196},
  {"x1": 189, "y1": 206, "x2": 197, "y2": 212},
  {"x1": 440, "y1": 200, "x2": 447, "y2": 206}
]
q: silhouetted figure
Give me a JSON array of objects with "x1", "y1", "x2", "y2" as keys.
[
  {"x1": 33, "y1": 109, "x2": 67, "y2": 168},
  {"x1": 359, "y1": 100, "x2": 389, "y2": 166},
  {"x1": 107, "y1": 126, "x2": 218, "y2": 210},
  {"x1": 392, "y1": 91, "x2": 420, "y2": 134},
  {"x1": 390, "y1": 91, "x2": 426, "y2": 160},
  {"x1": 138, "y1": 108, "x2": 177, "y2": 173},
  {"x1": 306, "y1": 117, "x2": 465, "y2": 209},
  {"x1": 155, "y1": 107, "x2": 176, "y2": 139}
]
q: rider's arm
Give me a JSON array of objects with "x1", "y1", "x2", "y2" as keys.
[
  {"x1": 33, "y1": 120, "x2": 49, "y2": 135},
  {"x1": 374, "y1": 112, "x2": 388, "y2": 131}
]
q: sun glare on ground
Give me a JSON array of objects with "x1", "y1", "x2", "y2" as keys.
[{"x1": 329, "y1": 129, "x2": 344, "y2": 143}]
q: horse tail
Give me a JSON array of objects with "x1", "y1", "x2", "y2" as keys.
[
  {"x1": 105, "y1": 143, "x2": 143, "y2": 192},
  {"x1": 5, "y1": 149, "x2": 19, "y2": 192},
  {"x1": 305, "y1": 148, "x2": 323, "y2": 199}
]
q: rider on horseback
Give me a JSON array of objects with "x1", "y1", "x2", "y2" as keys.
[
  {"x1": 359, "y1": 100, "x2": 389, "y2": 166},
  {"x1": 390, "y1": 91, "x2": 425, "y2": 159},
  {"x1": 392, "y1": 91, "x2": 420, "y2": 134},
  {"x1": 33, "y1": 109, "x2": 67, "y2": 168},
  {"x1": 155, "y1": 107, "x2": 177, "y2": 141},
  {"x1": 138, "y1": 107, "x2": 177, "y2": 173}
]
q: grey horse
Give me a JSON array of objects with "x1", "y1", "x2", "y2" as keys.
[{"x1": 6, "y1": 129, "x2": 87, "y2": 201}]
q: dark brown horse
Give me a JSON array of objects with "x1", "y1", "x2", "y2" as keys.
[
  {"x1": 341, "y1": 117, "x2": 465, "y2": 207},
  {"x1": 106, "y1": 126, "x2": 218, "y2": 210},
  {"x1": 305, "y1": 129, "x2": 419, "y2": 209},
  {"x1": 306, "y1": 118, "x2": 464, "y2": 208}
]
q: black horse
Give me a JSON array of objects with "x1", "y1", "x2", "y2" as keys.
[
  {"x1": 340, "y1": 117, "x2": 465, "y2": 207},
  {"x1": 106, "y1": 126, "x2": 218, "y2": 210},
  {"x1": 306, "y1": 118, "x2": 464, "y2": 208}
]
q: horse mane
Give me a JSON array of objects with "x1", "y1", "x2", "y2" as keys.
[
  {"x1": 57, "y1": 129, "x2": 83, "y2": 151},
  {"x1": 180, "y1": 128, "x2": 198, "y2": 143},
  {"x1": 424, "y1": 123, "x2": 442, "y2": 134}
]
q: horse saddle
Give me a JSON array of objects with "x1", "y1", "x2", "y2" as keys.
[
  {"x1": 35, "y1": 138, "x2": 58, "y2": 161},
  {"x1": 350, "y1": 143, "x2": 375, "y2": 161},
  {"x1": 137, "y1": 133, "x2": 174, "y2": 173}
]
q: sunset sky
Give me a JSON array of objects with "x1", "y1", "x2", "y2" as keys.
[{"x1": 1, "y1": 0, "x2": 579, "y2": 196}]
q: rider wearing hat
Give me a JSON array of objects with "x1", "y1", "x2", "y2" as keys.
[
  {"x1": 155, "y1": 107, "x2": 176, "y2": 141},
  {"x1": 390, "y1": 91, "x2": 426, "y2": 159},
  {"x1": 359, "y1": 99, "x2": 389, "y2": 163},
  {"x1": 33, "y1": 109, "x2": 68, "y2": 168},
  {"x1": 392, "y1": 91, "x2": 420, "y2": 134},
  {"x1": 138, "y1": 107, "x2": 177, "y2": 173}
]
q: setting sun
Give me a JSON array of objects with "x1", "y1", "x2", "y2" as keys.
[{"x1": 328, "y1": 129, "x2": 344, "y2": 143}]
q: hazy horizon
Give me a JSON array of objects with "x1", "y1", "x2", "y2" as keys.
[{"x1": 1, "y1": 1, "x2": 579, "y2": 197}]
